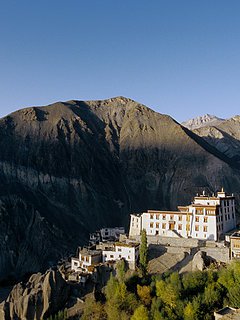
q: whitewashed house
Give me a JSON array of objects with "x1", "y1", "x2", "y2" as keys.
[
  {"x1": 129, "y1": 189, "x2": 236, "y2": 241},
  {"x1": 102, "y1": 242, "x2": 140, "y2": 270},
  {"x1": 71, "y1": 248, "x2": 102, "y2": 273}
]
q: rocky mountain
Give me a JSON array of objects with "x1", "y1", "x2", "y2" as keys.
[
  {"x1": 182, "y1": 114, "x2": 224, "y2": 130},
  {"x1": 0, "y1": 97, "x2": 240, "y2": 282},
  {"x1": 2, "y1": 269, "x2": 69, "y2": 319},
  {"x1": 192, "y1": 115, "x2": 240, "y2": 162}
]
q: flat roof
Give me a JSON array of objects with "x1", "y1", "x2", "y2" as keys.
[
  {"x1": 79, "y1": 248, "x2": 102, "y2": 256},
  {"x1": 147, "y1": 210, "x2": 190, "y2": 215},
  {"x1": 231, "y1": 232, "x2": 240, "y2": 238},
  {"x1": 115, "y1": 242, "x2": 140, "y2": 248}
]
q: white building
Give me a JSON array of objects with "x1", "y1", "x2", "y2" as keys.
[
  {"x1": 102, "y1": 242, "x2": 139, "y2": 270},
  {"x1": 71, "y1": 248, "x2": 102, "y2": 273},
  {"x1": 129, "y1": 190, "x2": 236, "y2": 241}
]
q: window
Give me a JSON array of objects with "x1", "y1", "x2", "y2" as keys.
[
  {"x1": 156, "y1": 223, "x2": 159, "y2": 228},
  {"x1": 203, "y1": 226, "x2": 208, "y2": 232},
  {"x1": 150, "y1": 222, "x2": 153, "y2": 228},
  {"x1": 86, "y1": 256, "x2": 89, "y2": 262},
  {"x1": 81, "y1": 256, "x2": 84, "y2": 261},
  {"x1": 110, "y1": 255, "x2": 114, "y2": 258},
  {"x1": 228, "y1": 214, "x2": 230, "y2": 220},
  {"x1": 178, "y1": 224, "x2": 182, "y2": 230},
  {"x1": 119, "y1": 255, "x2": 121, "y2": 258},
  {"x1": 118, "y1": 248, "x2": 122, "y2": 252},
  {"x1": 162, "y1": 215, "x2": 166, "y2": 220},
  {"x1": 128, "y1": 256, "x2": 130, "y2": 259},
  {"x1": 196, "y1": 209, "x2": 203, "y2": 214},
  {"x1": 233, "y1": 213, "x2": 235, "y2": 219},
  {"x1": 150, "y1": 214, "x2": 154, "y2": 219},
  {"x1": 178, "y1": 216, "x2": 182, "y2": 221},
  {"x1": 186, "y1": 225, "x2": 190, "y2": 231},
  {"x1": 74, "y1": 262, "x2": 78, "y2": 266},
  {"x1": 195, "y1": 216, "x2": 199, "y2": 222},
  {"x1": 195, "y1": 225, "x2": 199, "y2": 231},
  {"x1": 170, "y1": 215, "x2": 174, "y2": 220},
  {"x1": 162, "y1": 223, "x2": 166, "y2": 229},
  {"x1": 204, "y1": 217, "x2": 208, "y2": 223}
]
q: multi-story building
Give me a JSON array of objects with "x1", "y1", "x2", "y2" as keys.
[
  {"x1": 71, "y1": 248, "x2": 102, "y2": 273},
  {"x1": 102, "y1": 242, "x2": 140, "y2": 270},
  {"x1": 129, "y1": 189, "x2": 236, "y2": 241}
]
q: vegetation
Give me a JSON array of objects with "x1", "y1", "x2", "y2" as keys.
[
  {"x1": 46, "y1": 309, "x2": 67, "y2": 320},
  {"x1": 81, "y1": 261, "x2": 240, "y2": 320},
  {"x1": 139, "y1": 229, "x2": 148, "y2": 277}
]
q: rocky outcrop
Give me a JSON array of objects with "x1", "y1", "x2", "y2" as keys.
[
  {"x1": 0, "y1": 97, "x2": 240, "y2": 281},
  {"x1": 192, "y1": 251, "x2": 206, "y2": 271},
  {"x1": 2, "y1": 270, "x2": 69, "y2": 320}
]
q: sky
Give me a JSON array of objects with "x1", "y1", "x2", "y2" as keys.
[{"x1": 0, "y1": 1, "x2": 240, "y2": 122}]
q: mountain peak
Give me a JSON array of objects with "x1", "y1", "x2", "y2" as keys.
[{"x1": 182, "y1": 114, "x2": 224, "y2": 130}]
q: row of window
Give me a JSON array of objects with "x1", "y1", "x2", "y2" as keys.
[
  {"x1": 149, "y1": 223, "x2": 208, "y2": 232},
  {"x1": 80, "y1": 256, "x2": 90, "y2": 262},
  {"x1": 196, "y1": 209, "x2": 215, "y2": 215},
  {"x1": 217, "y1": 224, "x2": 224, "y2": 232},
  {"x1": 105, "y1": 254, "x2": 131, "y2": 260},
  {"x1": 150, "y1": 214, "x2": 190, "y2": 221}
]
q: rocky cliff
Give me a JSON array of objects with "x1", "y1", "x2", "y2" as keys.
[
  {"x1": 2, "y1": 270, "x2": 69, "y2": 320},
  {"x1": 0, "y1": 97, "x2": 240, "y2": 281}
]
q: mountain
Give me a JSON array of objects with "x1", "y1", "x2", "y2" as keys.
[
  {"x1": 192, "y1": 115, "x2": 240, "y2": 162},
  {"x1": 182, "y1": 114, "x2": 224, "y2": 130},
  {"x1": 0, "y1": 97, "x2": 240, "y2": 282}
]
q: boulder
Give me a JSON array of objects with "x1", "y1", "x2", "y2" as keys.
[{"x1": 192, "y1": 250, "x2": 206, "y2": 271}]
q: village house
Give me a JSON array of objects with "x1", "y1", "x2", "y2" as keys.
[
  {"x1": 229, "y1": 231, "x2": 240, "y2": 259},
  {"x1": 129, "y1": 189, "x2": 236, "y2": 241},
  {"x1": 71, "y1": 247, "x2": 102, "y2": 273},
  {"x1": 89, "y1": 227, "x2": 125, "y2": 245},
  {"x1": 102, "y1": 242, "x2": 140, "y2": 270}
]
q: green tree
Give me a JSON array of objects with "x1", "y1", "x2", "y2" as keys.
[
  {"x1": 137, "y1": 284, "x2": 152, "y2": 306},
  {"x1": 131, "y1": 305, "x2": 149, "y2": 320},
  {"x1": 82, "y1": 296, "x2": 106, "y2": 320},
  {"x1": 139, "y1": 229, "x2": 148, "y2": 277},
  {"x1": 116, "y1": 259, "x2": 127, "y2": 283}
]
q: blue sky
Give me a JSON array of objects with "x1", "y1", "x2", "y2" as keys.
[{"x1": 0, "y1": 1, "x2": 240, "y2": 122}]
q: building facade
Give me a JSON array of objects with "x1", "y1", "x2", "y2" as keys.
[
  {"x1": 129, "y1": 190, "x2": 236, "y2": 241},
  {"x1": 230, "y1": 232, "x2": 240, "y2": 259},
  {"x1": 71, "y1": 248, "x2": 102, "y2": 273},
  {"x1": 102, "y1": 242, "x2": 139, "y2": 270}
]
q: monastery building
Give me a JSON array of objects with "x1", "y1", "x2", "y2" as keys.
[{"x1": 129, "y1": 189, "x2": 236, "y2": 241}]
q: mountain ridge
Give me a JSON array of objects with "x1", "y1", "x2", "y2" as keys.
[{"x1": 0, "y1": 97, "x2": 240, "y2": 282}]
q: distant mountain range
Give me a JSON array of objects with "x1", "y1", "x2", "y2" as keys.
[
  {"x1": 182, "y1": 114, "x2": 240, "y2": 162},
  {"x1": 182, "y1": 114, "x2": 225, "y2": 130},
  {"x1": 1, "y1": 97, "x2": 240, "y2": 282}
]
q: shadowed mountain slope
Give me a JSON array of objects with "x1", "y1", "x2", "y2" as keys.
[{"x1": 0, "y1": 97, "x2": 240, "y2": 281}]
